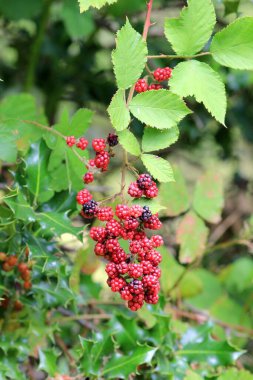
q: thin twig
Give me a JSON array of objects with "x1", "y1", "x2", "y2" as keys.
[{"x1": 148, "y1": 52, "x2": 211, "y2": 60}]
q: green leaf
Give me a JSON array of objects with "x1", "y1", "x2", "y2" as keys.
[
  {"x1": 38, "y1": 349, "x2": 58, "y2": 376},
  {"x1": 177, "y1": 336, "x2": 242, "y2": 365},
  {"x1": 164, "y1": 0, "x2": 216, "y2": 55},
  {"x1": 170, "y1": 60, "x2": 227, "y2": 125},
  {"x1": 159, "y1": 165, "x2": 190, "y2": 216},
  {"x1": 210, "y1": 17, "x2": 253, "y2": 70},
  {"x1": 184, "y1": 370, "x2": 202, "y2": 380},
  {"x1": 118, "y1": 130, "x2": 141, "y2": 156},
  {"x1": 176, "y1": 212, "x2": 208, "y2": 264},
  {"x1": 26, "y1": 141, "x2": 54, "y2": 204},
  {"x1": 142, "y1": 126, "x2": 179, "y2": 152},
  {"x1": 218, "y1": 369, "x2": 253, "y2": 380},
  {"x1": 220, "y1": 258, "x2": 253, "y2": 294},
  {"x1": 224, "y1": 0, "x2": 240, "y2": 16},
  {"x1": 129, "y1": 90, "x2": 191, "y2": 130},
  {"x1": 102, "y1": 345, "x2": 157, "y2": 378},
  {"x1": 141, "y1": 154, "x2": 174, "y2": 183},
  {"x1": 109, "y1": 315, "x2": 142, "y2": 352},
  {"x1": 62, "y1": 0, "x2": 95, "y2": 39},
  {"x1": 37, "y1": 212, "x2": 83, "y2": 240},
  {"x1": 0, "y1": 0, "x2": 43, "y2": 20},
  {"x1": 132, "y1": 198, "x2": 166, "y2": 214},
  {"x1": 4, "y1": 192, "x2": 36, "y2": 222},
  {"x1": 193, "y1": 170, "x2": 224, "y2": 223},
  {"x1": 0, "y1": 128, "x2": 17, "y2": 162},
  {"x1": 112, "y1": 19, "x2": 147, "y2": 89},
  {"x1": 78, "y1": 0, "x2": 117, "y2": 12},
  {"x1": 107, "y1": 90, "x2": 130, "y2": 131}
]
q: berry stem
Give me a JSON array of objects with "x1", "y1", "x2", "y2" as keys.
[
  {"x1": 147, "y1": 51, "x2": 212, "y2": 60},
  {"x1": 143, "y1": 0, "x2": 154, "y2": 41}
]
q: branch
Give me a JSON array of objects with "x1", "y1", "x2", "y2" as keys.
[
  {"x1": 143, "y1": 0, "x2": 154, "y2": 41},
  {"x1": 148, "y1": 52, "x2": 211, "y2": 60}
]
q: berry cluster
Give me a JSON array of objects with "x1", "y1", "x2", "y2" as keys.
[
  {"x1": 87, "y1": 174, "x2": 163, "y2": 311},
  {"x1": 66, "y1": 133, "x2": 118, "y2": 185},
  {"x1": 0, "y1": 251, "x2": 32, "y2": 313},
  {"x1": 135, "y1": 66, "x2": 173, "y2": 93}
]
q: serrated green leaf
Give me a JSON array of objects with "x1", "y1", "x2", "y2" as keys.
[
  {"x1": 142, "y1": 126, "x2": 179, "y2": 152},
  {"x1": 193, "y1": 170, "x2": 224, "y2": 223},
  {"x1": 210, "y1": 17, "x2": 253, "y2": 70},
  {"x1": 78, "y1": 0, "x2": 117, "y2": 12},
  {"x1": 112, "y1": 19, "x2": 147, "y2": 89},
  {"x1": 159, "y1": 165, "x2": 190, "y2": 216},
  {"x1": 26, "y1": 141, "x2": 54, "y2": 204},
  {"x1": 38, "y1": 212, "x2": 83, "y2": 240},
  {"x1": 118, "y1": 130, "x2": 141, "y2": 156},
  {"x1": 141, "y1": 154, "x2": 174, "y2": 183},
  {"x1": 176, "y1": 212, "x2": 208, "y2": 264},
  {"x1": 170, "y1": 60, "x2": 227, "y2": 125},
  {"x1": 218, "y1": 368, "x2": 253, "y2": 380},
  {"x1": 102, "y1": 345, "x2": 157, "y2": 378},
  {"x1": 108, "y1": 90, "x2": 130, "y2": 131},
  {"x1": 38, "y1": 349, "x2": 58, "y2": 376},
  {"x1": 129, "y1": 90, "x2": 191, "y2": 130},
  {"x1": 164, "y1": 0, "x2": 216, "y2": 55}
]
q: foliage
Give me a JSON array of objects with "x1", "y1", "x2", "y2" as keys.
[{"x1": 0, "y1": 0, "x2": 253, "y2": 378}]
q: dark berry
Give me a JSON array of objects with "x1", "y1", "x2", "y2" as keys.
[
  {"x1": 137, "y1": 174, "x2": 152, "y2": 190},
  {"x1": 107, "y1": 133, "x2": 118, "y2": 147}
]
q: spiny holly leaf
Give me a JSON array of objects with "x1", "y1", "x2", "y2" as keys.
[
  {"x1": 112, "y1": 19, "x2": 147, "y2": 89},
  {"x1": 129, "y1": 90, "x2": 191, "y2": 130},
  {"x1": 170, "y1": 60, "x2": 227, "y2": 125},
  {"x1": 177, "y1": 336, "x2": 243, "y2": 365},
  {"x1": 38, "y1": 349, "x2": 58, "y2": 376},
  {"x1": 108, "y1": 315, "x2": 142, "y2": 352},
  {"x1": 26, "y1": 141, "x2": 54, "y2": 204},
  {"x1": 176, "y1": 211, "x2": 208, "y2": 264},
  {"x1": 4, "y1": 191, "x2": 36, "y2": 222},
  {"x1": 118, "y1": 130, "x2": 141, "y2": 156},
  {"x1": 164, "y1": 0, "x2": 216, "y2": 55},
  {"x1": 142, "y1": 126, "x2": 179, "y2": 152},
  {"x1": 218, "y1": 368, "x2": 253, "y2": 380},
  {"x1": 193, "y1": 170, "x2": 224, "y2": 224},
  {"x1": 159, "y1": 165, "x2": 190, "y2": 216},
  {"x1": 37, "y1": 212, "x2": 83, "y2": 241},
  {"x1": 107, "y1": 90, "x2": 130, "y2": 131},
  {"x1": 78, "y1": 0, "x2": 117, "y2": 12},
  {"x1": 102, "y1": 345, "x2": 157, "y2": 378},
  {"x1": 211, "y1": 17, "x2": 253, "y2": 70},
  {"x1": 141, "y1": 154, "x2": 174, "y2": 183}
]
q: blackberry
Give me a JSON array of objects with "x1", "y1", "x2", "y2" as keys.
[
  {"x1": 140, "y1": 206, "x2": 152, "y2": 222},
  {"x1": 82, "y1": 200, "x2": 98, "y2": 218},
  {"x1": 107, "y1": 133, "x2": 119, "y2": 147},
  {"x1": 137, "y1": 174, "x2": 152, "y2": 190}
]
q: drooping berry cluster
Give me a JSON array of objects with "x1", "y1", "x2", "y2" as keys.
[
  {"x1": 87, "y1": 174, "x2": 163, "y2": 311},
  {"x1": 66, "y1": 133, "x2": 118, "y2": 185},
  {"x1": 134, "y1": 66, "x2": 173, "y2": 93},
  {"x1": 0, "y1": 250, "x2": 32, "y2": 312},
  {"x1": 128, "y1": 174, "x2": 159, "y2": 199}
]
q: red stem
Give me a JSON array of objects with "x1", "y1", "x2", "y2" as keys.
[{"x1": 142, "y1": 0, "x2": 154, "y2": 41}]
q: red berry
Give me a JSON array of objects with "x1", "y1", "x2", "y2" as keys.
[
  {"x1": 128, "y1": 182, "x2": 143, "y2": 198},
  {"x1": 66, "y1": 136, "x2": 76, "y2": 147},
  {"x1": 105, "y1": 263, "x2": 118, "y2": 278},
  {"x1": 135, "y1": 79, "x2": 148, "y2": 93},
  {"x1": 129, "y1": 240, "x2": 143, "y2": 255},
  {"x1": 76, "y1": 137, "x2": 88, "y2": 150},
  {"x1": 129, "y1": 279, "x2": 144, "y2": 295},
  {"x1": 142, "y1": 275, "x2": 160, "y2": 290},
  {"x1": 137, "y1": 174, "x2": 152, "y2": 190},
  {"x1": 90, "y1": 227, "x2": 107, "y2": 242},
  {"x1": 116, "y1": 262, "x2": 129, "y2": 274},
  {"x1": 128, "y1": 263, "x2": 143, "y2": 279},
  {"x1": 86, "y1": 159, "x2": 96, "y2": 169},
  {"x1": 144, "y1": 291, "x2": 159, "y2": 304},
  {"x1": 148, "y1": 84, "x2": 163, "y2": 90},
  {"x1": 130, "y1": 205, "x2": 143, "y2": 218},
  {"x1": 94, "y1": 151, "x2": 110, "y2": 169},
  {"x1": 141, "y1": 260, "x2": 155, "y2": 275},
  {"x1": 83, "y1": 172, "x2": 94, "y2": 184},
  {"x1": 124, "y1": 217, "x2": 139, "y2": 230},
  {"x1": 120, "y1": 286, "x2": 133, "y2": 301},
  {"x1": 120, "y1": 228, "x2": 135, "y2": 240},
  {"x1": 106, "y1": 219, "x2": 122, "y2": 237},
  {"x1": 106, "y1": 238, "x2": 121, "y2": 253},
  {"x1": 152, "y1": 267, "x2": 161, "y2": 278},
  {"x1": 76, "y1": 189, "x2": 92, "y2": 205},
  {"x1": 128, "y1": 300, "x2": 143, "y2": 311},
  {"x1": 151, "y1": 235, "x2": 164, "y2": 248},
  {"x1": 111, "y1": 249, "x2": 127, "y2": 264},
  {"x1": 94, "y1": 242, "x2": 107, "y2": 256},
  {"x1": 110, "y1": 277, "x2": 126, "y2": 292},
  {"x1": 133, "y1": 231, "x2": 146, "y2": 241},
  {"x1": 140, "y1": 237, "x2": 153, "y2": 252},
  {"x1": 116, "y1": 204, "x2": 131, "y2": 220},
  {"x1": 144, "y1": 181, "x2": 158, "y2": 198},
  {"x1": 7, "y1": 255, "x2": 18, "y2": 266},
  {"x1": 145, "y1": 250, "x2": 162, "y2": 266},
  {"x1": 153, "y1": 67, "x2": 172, "y2": 82},
  {"x1": 97, "y1": 207, "x2": 114, "y2": 221},
  {"x1": 144, "y1": 214, "x2": 162, "y2": 230},
  {"x1": 92, "y1": 138, "x2": 106, "y2": 153}
]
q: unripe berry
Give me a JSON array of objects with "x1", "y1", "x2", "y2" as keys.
[
  {"x1": 7, "y1": 255, "x2": 18, "y2": 267},
  {"x1": 148, "y1": 84, "x2": 163, "y2": 90},
  {"x1": 129, "y1": 279, "x2": 144, "y2": 295},
  {"x1": 130, "y1": 205, "x2": 143, "y2": 218},
  {"x1": 120, "y1": 286, "x2": 133, "y2": 301},
  {"x1": 144, "y1": 181, "x2": 158, "y2": 198},
  {"x1": 106, "y1": 219, "x2": 122, "y2": 237},
  {"x1": 128, "y1": 182, "x2": 143, "y2": 198},
  {"x1": 142, "y1": 274, "x2": 160, "y2": 290},
  {"x1": 141, "y1": 260, "x2": 155, "y2": 275},
  {"x1": 97, "y1": 207, "x2": 114, "y2": 221},
  {"x1": 89, "y1": 226, "x2": 107, "y2": 242},
  {"x1": 83, "y1": 172, "x2": 94, "y2": 184},
  {"x1": 24, "y1": 281, "x2": 32, "y2": 290},
  {"x1": 76, "y1": 137, "x2": 88, "y2": 150},
  {"x1": 105, "y1": 263, "x2": 118, "y2": 278},
  {"x1": 120, "y1": 228, "x2": 135, "y2": 240},
  {"x1": 92, "y1": 138, "x2": 106, "y2": 153},
  {"x1": 143, "y1": 214, "x2": 162, "y2": 230},
  {"x1": 94, "y1": 242, "x2": 107, "y2": 256},
  {"x1": 153, "y1": 67, "x2": 172, "y2": 82},
  {"x1": 150, "y1": 235, "x2": 164, "y2": 248},
  {"x1": 94, "y1": 151, "x2": 110, "y2": 169},
  {"x1": 144, "y1": 292, "x2": 159, "y2": 304},
  {"x1": 135, "y1": 79, "x2": 148, "y2": 93},
  {"x1": 128, "y1": 263, "x2": 143, "y2": 279},
  {"x1": 116, "y1": 262, "x2": 129, "y2": 274},
  {"x1": 0, "y1": 252, "x2": 7, "y2": 261},
  {"x1": 66, "y1": 136, "x2": 76, "y2": 147},
  {"x1": 106, "y1": 238, "x2": 121, "y2": 253},
  {"x1": 110, "y1": 277, "x2": 126, "y2": 292},
  {"x1": 116, "y1": 204, "x2": 131, "y2": 220},
  {"x1": 111, "y1": 249, "x2": 127, "y2": 264},
  {"x1": 145, "y1": 250, "x2": 162, "y2": 266},
  {"x1": 124, "y1": 217, "x2": 139, "y2": 230},
  {"x1": 76, "y1": 189, "x2": 92, "y2": 205}
]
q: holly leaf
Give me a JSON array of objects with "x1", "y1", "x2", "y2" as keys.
[
  {"x1": 170, "y1": 60, "x2": 227, "y2": 125},
  {"x1": 78, "y1": 0, "x2": 117, "y2": 12},
  {"x1": 26, "y1": 141, "x2": 55, "y2": 204},
  {"x1": 193, "y1": 170, "x2": 224, "y2": 223},
  {"x1": 112, "y1": 19, "x2": 148, "y2": 89},
  {"x1": 159, "y1": 165, "x2": 190, "y2": 216},
  {"x1": 176, "y1": 211, "x2": 209, "y2": 264},
  {"x1": 118, "y1": 130, "x2": 141, "y2": 156},
  {"x1": 164, "y1": 0, "x2": 216, "y2": 55},
  {"x1": 129, "y1": 90, "x2": 191, "y2": 130},
  {"x1": 210, "y1": 17, "x2": 253, "y2": 70},
  {"x1": 102, "y1": 345, "x2": 157, "y2": 378},
  {"x1": 142, "y1": 126, "x2": 179, "y2": 152},
  {"x1": 38, "y1": 349, "x2": 58, "y2": 376},
  {"x1": 4, "y1": 191, "x2": 36, "y2": 222},
  {"x1": 107, "y1": 90, "x2": 130, "y2": 131},
  {"x1": 37, "y1": 212, "x2": 83, "y2": 240},
  {"x1": 141, "y1": 154, "x2": 174, "y2": 183}
]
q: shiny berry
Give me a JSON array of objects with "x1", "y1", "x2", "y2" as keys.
[
  {"x1": 130, "y1": 205, "x2": 143, "y2": 218},
  {"x1": 120, "y1": 286, "x2": 133, "y2": 301},
  {"x1": 110, "y1": 277, "x2": 126, "y2": 292},
  {"x1": 76, "y1": 137, "x2": 88, "y2": 150},
  {"x1": 105, "y1": 263, "x2": 118, "y2": 278},
  {"x1": 83, "y1": 172, "x2": 94, "y2": 184},
  {"x1": 94, "y1": 151, "x2": 110, "y2": 169},
  {"x1": 135, "y1": 79, "x2": 148, "y2": 93},
  {"x1": 106, "y1": 219, "x2": 122, "y2": 237},
  {"x1": 128, "y1": 182, "x2": 143, "y2": 198},
  {"x1": 116, "y1": 262, "x2": 129, "y2": 274},
  {"x1": 137, "y1": 174, "x2": 152, "y2": 190},
  {"x1": 129, "y1": 279, "x2": 144, "y2": 295},
  {"x1": 151, "y1": 235, "x2": 164, "y2": 248},
  {"x1": 145, "y1": 250, "x2": 162, "y2": 266},
  {"x1": 148, "y1": 84, "x2": 163, "y2": 90},
  {"x1": 144, "y1": 214, "x2": 162, "y2": 230},
  {"x1": 89, "y1": 227, "x2": 107, "y2": 242},
  {"x1": 82, "y1": 200, "x2": 98, "y2": 218},
  {"x1": 76, "y1": 189, "x2": 92, "y2": 205},
  {"x1": 144, "y1": 181, "x2": 158, "y2": 198},
  {"x1": 92, "y1": 138, "x2": 106, "y2": 153},
  {"x1": 140, "y1": 206, "x2": 152, "y2": 222},
  {"x1": 128, "y1": 263, "x2": 143, "y2": 279},
  {"x1": 124, "y1": 217, "x2": 139, "y2": 230},
  {"x1": 116, "y1": 204, "x2": 131, "y2": 220},
  {"x1": 66, "y1": 136, "x2": 76, "y2": 147},
  {"x1": 107, "y1": 133, "x2": 118, "y2": 147},
  {"x1": 94, "y1": 242, "x2": 107, "y2": 256}
]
